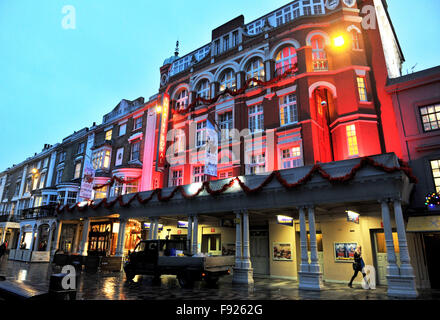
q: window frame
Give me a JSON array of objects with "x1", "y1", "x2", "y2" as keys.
[
  {"x1": 248, "y1": 104, "x2": 264, "y2": 134},
  {"x1": 430, "y1": 159, "x2": 440, "y2": 193},
  {"x1": 420, "y1": 104, "x2": 440, "y2": 132},
  {"x1": 346, "y1": 124, "x2": 359, "y2": 157},
  {"x1": 279, "y1": 94, "x2": 298, "y2": 126}
]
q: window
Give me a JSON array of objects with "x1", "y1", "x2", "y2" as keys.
[
  {"x1": 303, "y1": 0, "x2": 312, "y2": 15},
  {"x1": 280, "y1": 94, "x2": 298, "y2": 126},
  {"x1": 56, "y1": 168, "x2": 64, "y2": 184},
  {"x1": 59, "y1": 152, "x2": 66, "y2": 162},
  {"x1": 346, "y1": 124, "x2": 359, "y2": 156},
  {"x1": 115, "y1": 147, "x2": 124, "y2": 166},
  {"x1": 173, "y1": 129, "x2": 186, "y2": 154},
  {"x1": 74, "y1": 161, "x2": 82, "y2": 179},
  {"x1": 246, "y1": 58, "x2": 265, "y2": 86},
  {"x1": 311, "y1": 35, "x2": 327, "y2": 71},
  {"x1": 58, "y1": 191, "x2": 65, "y2": 204},
  {"x1": 133, "y1": 117, "x2": 142, "y2": 130},
  {"x1": 14, "y1": 182, "x2": 20, "y2": 196},
  {"x1": 196, "y1": 79, "x2": 210, "y2": 100},
  {"x1": 214, "y1": 40, "x2": 220, "y2": 55},
  {"x1": 105, "y1": 130, "x2": 112, "y2": 141},
  {"x1": 248, "y1": 104, "x2": 264, "y2": 133},
  {"x1": 119, "y1": 123, "x2": 127, "y2": 136},
  {"x1": 193, "y1": 165, "x2": 206, "y2": 183},
  {"x1": 223, "y1": 35, "x2": 229, "y2": 52},
  {"x1": 39, "y1": 172, "x2": 46, "y2": 189},
  {"x1": 218, "y1": 111, "x2": 233, "y2": 142},
  {"x1": 48, "y1": 195, "x2": 58, "y2": 205},
  {"x1": 25, "y1": 177, "x2": 31, "y2": 193},
  {"x1": 32, "y1": 175, "x2": 39, "y2": 190},
  {"x1": 249, "y1": 153, "x2": 266, "y2": 175},
  {"x1": 77, "y1": 142, "x2": 85, "y2": 154},
  {"x1": 92, "y1": 149, "x2": 111, "y2": 170},
  {"x1": 125, "y1": 180, "x2": 139, "y2": 195},
  {"x1": 275, "y1": 46, "x2": 297, "y2": 76},
  {"x1": 232, "y1": 31, "x2": 239, "y2": 47},
  {"x1": 176, "y1": 90, "x2": 188, "y2": 110},
  {"x1": 196, "y1": 121, "x2": 207, "y2": 148},
  {"x1": 430, "y1": 160, "x2": 440, "y2": 193},
  {"x1": 130, "y1": 141, "x2": 141, "y2": 161},
  {"x1": 281, "y1": 147, "x2": 302, "y2": 169},
  {"x1": 219, "y1": 69, "x2": 236, "y2": 91},
  {"x1": 94, "y1": 186, "x2": 108, "y2": 200},
  {"x1": 66, "y1": 191, "x2": 78, "y2": 205},
  {"x1": 420, "y1": 104, "x2": 440, "y2": 132},
  {"x1": 43, "y1": 157, "x2": 49, "y2": 168},
  {"x1": 357, "y1": 77, "x2": 368, "y2": 101},
  {"x1": 351, "y1": 30, "x2": 361, "y2": 50},
  {"x1": 218, "y1": 171, "x2": 233, "y2": 179},
  {"x1": 171, "y1": 169, "x2": 183, "y2": 186}
]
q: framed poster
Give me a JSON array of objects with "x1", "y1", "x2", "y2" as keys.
[
  {"x1": 334, "y1": 242, "x2": 358, "y2": 262},
  {"x1": 272, "y1": 242, "x2": 292, "y2": 261}
]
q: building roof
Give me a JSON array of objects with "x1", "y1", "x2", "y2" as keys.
[{"x1": 386, "y1": 65, "x2": 440, "y2": 92}]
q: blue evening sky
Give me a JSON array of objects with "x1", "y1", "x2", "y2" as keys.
[{"x1": 0, "y1": 0, "x2": 439, "y2": 171}]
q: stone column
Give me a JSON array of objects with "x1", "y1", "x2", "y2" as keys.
[
  {"x1": 380, "y1": 200, "x2": 399, "y2": 276},
  {"x1": 51, "y1": 222, "x2": 62, "y2": 255},
  {"x1": 79, "y1": 219, "x2": 90, "y2": 256},
  {"x1": 72, "y1": 223, "x2": 81, "y2": 253},
  {"x1": 16, "y1": 228, "x2": 24, "y2": 250},
  {"x1": 299, "y1": 206, "x2": 309, "y2": 272},
  {"x1": 153, "y1": 218, "x2": 159, "y2": 240},
  {"x1": 0, "y1": 228, "x2": 6, "y2": 243},
  {"x1": 115, "y1": 219, "x2": 127, "y2": 257},
  {"x1": 308, "y1": 207, "x2": 320, "y2": 273},
  {"x1": 187, "y1": 216, "x2": 193, "y2": 254},
  {"x1": 46, "y1": 224, "x2": 55, "y2": 252},
  {"x1": 234, "y1": 211, "x2": 242, "y2": 268},
  {"x1": 147, "y1": 220, "x2": 153, "y2": 240},
  {"x1": 241, "y1": 210, "x2": 252, "y2": 269},
  {"x1": 192, "y1": 215, "x2": 199, "y2": 254},
  {"x1": 30, "y1": 225, "x2": 37, "y2": 252}
]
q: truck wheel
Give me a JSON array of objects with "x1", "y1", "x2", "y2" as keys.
[
  {"x1": 177, "y1": 273, "x2": 194, "y2": 289},
  {"x1": 205, "y1": 276, "x2": 219, "y2": 287}
]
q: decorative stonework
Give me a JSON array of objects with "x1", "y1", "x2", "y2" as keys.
[
  {"x1": 325, "y1": 0, "x2": 340, "y2": 10},
  {"x1": 342, "y1": 0, "x2": 356, "y2": 8}
]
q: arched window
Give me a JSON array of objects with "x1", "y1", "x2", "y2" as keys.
[
  {"x1": 196, "y1": 79, "x2": 210, "y2": 99},
  {"x1": 311, "y1": 35, "x2": 327, "y2": 71},
  {"x1": 219, "y1": 69, "x2": 236, "y2": 91},
  {"x1": 246, "y1": 58, "x2": 265, "y2": 87},
  {"x1": 351, "y1": 30, "x2": 361, "y2": 50},
  {"x1": 176, "y1": 90, "x2": 188, "y2": 110},
  {"x1": 275, "y1": 46, "x2": 297, "y2": 76}
]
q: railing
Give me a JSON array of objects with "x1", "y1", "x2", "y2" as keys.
[
  {"x1": 20, "y1": 205, "x2": 56, "y2": 220},
  {"x1": 273, "y1": 64, "x2": 297, "y2": 78},
  {"x1": 313, "y1": 59, "x2": 328, "y2": 71}
]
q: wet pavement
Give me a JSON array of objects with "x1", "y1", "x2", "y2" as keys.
[{"x1": 1, "y1": 255, "x2": 439, "y2": 300}]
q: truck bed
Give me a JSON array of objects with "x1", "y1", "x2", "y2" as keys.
[{"x1": 157, "y1": 255, "x2": 235, "y2": 270}]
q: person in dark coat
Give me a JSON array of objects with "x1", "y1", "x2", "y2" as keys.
[
  {"x1": 0, "y1": 242, "x2": 6, "y2": 258},
  {"x1": 348, "y1": 245, "x2": 366, "y2": 288}
]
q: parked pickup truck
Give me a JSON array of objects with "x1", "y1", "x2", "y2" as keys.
[{"x1": 123, "y1": 240, "x2": 235, "y2": 287}]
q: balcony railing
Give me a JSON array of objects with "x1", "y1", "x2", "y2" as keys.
[
  {"x1": 313, "y1": 59, "x2": 328, "y2": 71},
  {"x1": 273, "y1": 64, "x2": 297, "y2": 78},
  {"x1": 20, "y1": 204, "x2": 56, "y2": 220}
]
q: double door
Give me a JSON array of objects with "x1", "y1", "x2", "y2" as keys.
[{"x1": 372, "y1": 230, "x2": 400, "y2": 285}]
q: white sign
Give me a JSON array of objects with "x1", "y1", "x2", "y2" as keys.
[
  {"x1": 79, "y1": 159, "x2": 95, "y2": 200},
  {"x1": 205, "y1": 119, "x2": 218, "y2": 176}
]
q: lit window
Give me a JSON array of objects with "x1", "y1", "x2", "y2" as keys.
[
  {"x1": 281, "y1": 147, "x2": 302, "y2": 169},
  {"x1": 38, "y1": 172, "x2": 46, "y2": 189},
  {"x1": 248, "y1": 104, "x2": 264, "y2": 133},
  {"x1": 105, "y1": 130, "x2": 112, "y2": 141},
  {"x1": 430, "y1": 160, "x2": 440, "y2": 193},
  {"x1": 218, "y1": 171, "x2": 233, "y2": 179},
  {"x1": 275, "y1": 46, "x2": 297, "y2": 76},
  {"x1": 218, "y1": 111, "x2": 233, "y2": 142},
  {"x1": 125, "y1": 180, "x2": 139, "y2": 195},
  {"x1": 346, "y1": 124, "x2": 359, "y2": 156},
  {"x1": 219, "y1": 69, "x2": 236, "y2": 91},
  {"x1": 176, "y1": 90, "x2": 188, "y2": 110},
  {"x1": 130, "y1": 141, "x2": 141, "y2": 161},
  {"x1": 133, "y1": 117, "x2": 142, "y2": 130},
  {"x1": 311, "y1": 35, "x2": 327, "y2": 71},
  {"x1": 196, "y1": 79, "x2": 210, "y2": 100},
  {"x1": 171, "y1": 169, "x2": 183, "y2": 186},
  {"x1": 74, "y1": 161, "x2": 82, "y2": 179},
  {"x1": 196, "y1": 121, "x2": 207, "y2": 148},
  {"x1": 32, "y1": 176, "x2": 39, "y2": 191},
  {"x1": 357, "y1": 77, "x2": 368, "y2": 102},
  {"x1": 420, "y1": 104, "x2": 440, "y2": 132},
  {"x1": 351, "y1": 30, "x2": 361, "y2": 50},
  {"x1": 94, "y1": 186, "x2": 108, "y2": 200},
  {"x1": 173, "y1": 129, "x2": 186, "y2": 154},
  {"x1": 66, "y1": 191, "x2": 78, "y2": 205},
  {"x1": 249, "y1": 153, "x2": 266, "y2": 175},
  {"x1": 119, "y1": 123, "x2": 127, "y2": 136},
  {"x1": 92, "y1": 149, "x2": 111, "y2": 170},
  {"x1": 280, "y1": 94, "x2": 298, "y2": 126},
  {"x1": 246, "y1": 58, "x2": 265, "y2": 87},
  {"x1": 193, "y1": 165, "x2": 206, "y2": 183}
]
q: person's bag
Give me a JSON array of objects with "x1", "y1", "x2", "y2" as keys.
[
  {"x1": 352, "y1": 261, "x2": 357, "y2": 270},
  {"x1": 360, "y1": 258, "x2": 365, "y2": 269}
]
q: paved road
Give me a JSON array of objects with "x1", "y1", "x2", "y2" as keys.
[{"x1": 1, "y1": 256, "x2": 439, "y2": 300}]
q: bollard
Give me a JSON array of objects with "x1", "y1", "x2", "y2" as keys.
[{"x1": 49, "y1": 273, "x2": 77, "y2": 300}]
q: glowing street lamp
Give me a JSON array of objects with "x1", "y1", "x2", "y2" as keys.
[
  {"x1": 31, "y1": 168, "x2": 39, "y2": 175},
  {"x1": 333, "y1": 35, "x2": 346, "y2": 48},
  {"x1": 156, "y1": 105, "x2": 162, "y2": 113}
]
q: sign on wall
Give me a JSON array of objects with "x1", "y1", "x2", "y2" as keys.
[
  {"x1": 272, "y1": 242, "x2": 292, "y2": 261},
  {"x1": 177, "y1": 221, "x2": 188, "y2": 228},
  {"x1": 334, "y1": 242, "x2": 357, "y2": 262},
  {"x1": 205, "y1": 119, "x2": 218, "y2": 176},
  {"x1": 346, "y1": 210, "x2": 360, "y2": 224},
  {"x1": 79, "y1": 159, "x2": 95, "y2": 200},
  {"x1": 277, "y1": 215, "x2": 294, "y2": 227},
  {"x1": 155, "y1": 93, "x2": 170, "y2": 172}
]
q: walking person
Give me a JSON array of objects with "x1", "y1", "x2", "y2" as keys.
[
  {"x1": 0, "y1": 242, "x2": 6, "y2": 259},
  {"x1": 348, "y1": 245, "x2": 367, "y2": 288}
]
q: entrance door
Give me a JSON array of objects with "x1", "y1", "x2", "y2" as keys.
[
  {"x1": 423, "y1": 233, "x2": 440, "y2": 289},
  {"x1": 373, "y1": 231, "x2": 400, "y2": 285},
  {"x1": 201, "y1": 234, "x2": 222, "y2": 256},
  {"x1": 250, "y1": 230, "x2": 269, "y2": 275},
  {"x1": 306, "y1": 232, "x2": 324, "y2": 274},
  {"x1": 88, "y1": 222, "x2": 113, "y2": 256}
]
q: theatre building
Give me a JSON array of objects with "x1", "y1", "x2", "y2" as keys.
[{"x1": 53, "y1": 0, "x2": 420, "y2": 298}]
